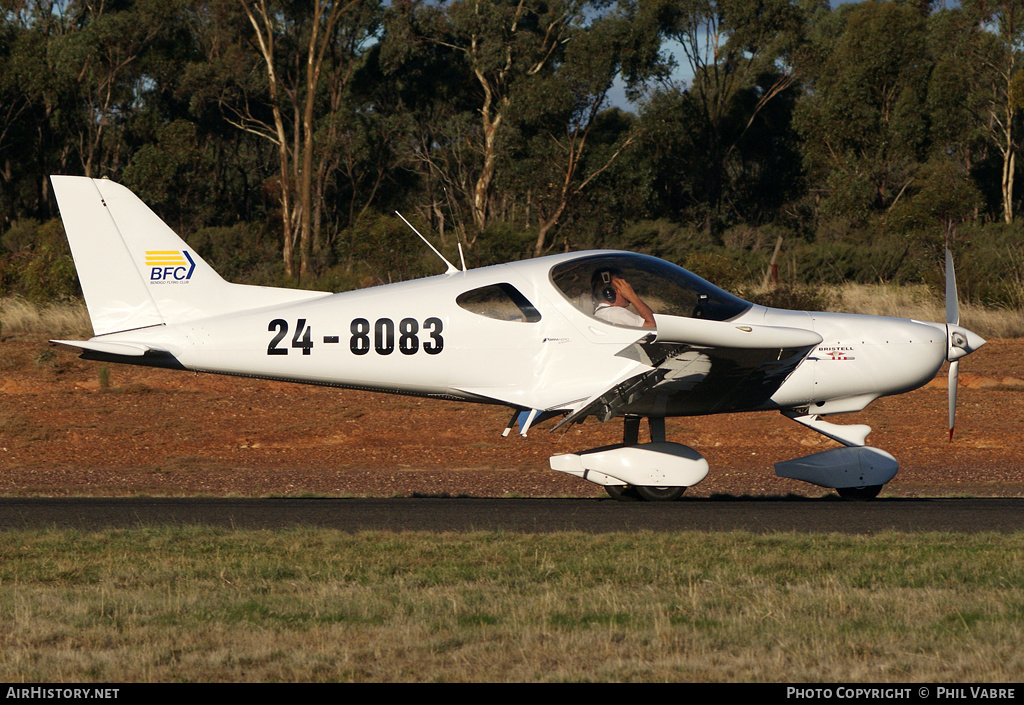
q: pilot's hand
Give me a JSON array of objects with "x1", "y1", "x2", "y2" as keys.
[
  {"x1": 612, "y1": 276, "x2": 656, "y2": 327},
  {"x1": 611, "y1": 276, "x2": 638, "y2": 303}
]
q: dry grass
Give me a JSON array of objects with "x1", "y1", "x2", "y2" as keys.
[
  {"x1": 0, "y1": 297, "x2": 92, "y2": 339},
  {"x1": 0, "y1": 529, "x2": 1022, "y2": 682},
  {"x1": 833, "y1": 283, "x2": 1024, "y2": 339}
]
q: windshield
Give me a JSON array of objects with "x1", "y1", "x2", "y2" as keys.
[{"x1": 550, "y1": 253, "x2": 750, "y2": 325}]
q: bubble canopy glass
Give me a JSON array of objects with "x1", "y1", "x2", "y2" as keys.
[{"x1": 549, "y1": 252, "x2": 751, "y2": 325}]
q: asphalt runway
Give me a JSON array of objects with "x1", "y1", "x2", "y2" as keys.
[{"x1": 0, "y1": 496, "x2": 1021, "y2": 533}]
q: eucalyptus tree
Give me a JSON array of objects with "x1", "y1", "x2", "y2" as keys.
[
  {"x1": 0, "y1": 5, "x2": 37, "y2": 228},
  {"x1": 498, "y1": 1, "x2": 667, "y2": 256},
  {"x1": 793, "y1": 0, "x2": 932, "y2": 225},
  {"x1": 199, "y1": 0, "x2": 382, "y2": 280},
  {"x1": 639, "y1": 0, "x2": 809, "y2": 233},
  {"x1": 0, "y1": 0, "x2": 178, "y2": 226},
  {"x1": 959, "y1": 0, "x2": 1024, "y2": 224},
  {"x1": 1, "y1": 0, "x2": 86, "y2": 219},
  {"x1": 383, "y1": 0, "x2": 591, "y2": 243},
  {"x1": 381, "y1": 0, "x2": 668, "y2": 258}
]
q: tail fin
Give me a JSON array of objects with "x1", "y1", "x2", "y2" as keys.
[{"x1": 51, "y1": 176, "x2": 327, "y2": 336}]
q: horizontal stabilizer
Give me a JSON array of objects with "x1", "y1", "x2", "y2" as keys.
[
  {"x1": 654, "y1": 314, "x2": 823, "y2": 349},
  {"x1": 51, "y1": 339, "x2": 153, "y2": 357}
]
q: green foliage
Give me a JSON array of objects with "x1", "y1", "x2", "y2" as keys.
[
  {"x1": 122, "y1": 120, "x2": 206, "y2": 223},
  {"x1": 186, "y1": 223, "x2": 281, "y2": 286},
  {"x1": 337, "y1": 211, "x2": 447, "y2": 288},
  {"x1": 619, "y1": 219, "x2": 718, "y2": 261},
  {"x1": 786, "y1": 240, "x2": 922, "y2": 286},
  {"x1": 0, "y1": 220, "x2": 79, "y2": 302},
  {"x1": 888, "y1": 157, "x2": 985, "y2": 257},
  {"x1": 682, "y1": 250, "x2": 757, "y2": 290},
  {"x1": 955, "y1": 221, "x2": 1024, "y2": 308},
  {"x1": 795, "y1": 1, "x2": 932, "y2": 221},
  {"x1": 471, "y1": 220, "x2": 536, "y2": 267}
]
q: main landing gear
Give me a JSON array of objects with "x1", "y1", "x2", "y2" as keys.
[
  {"x1": 549, "y1": 414, "x2": 706, "y2": 502},
  {"x1": 603, "y1": 484, "x2": 687, "y2": 502},
  {"x1": 603, "y1": 416, "x2": 688, "y2": 502}
]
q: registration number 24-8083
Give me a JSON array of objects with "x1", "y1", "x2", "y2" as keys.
[{"x1": 267, "y1": 317, "x2": 444, "y2": 356}]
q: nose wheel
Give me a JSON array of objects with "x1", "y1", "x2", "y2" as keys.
[{"x1": 835, "y1": 485, "x2": 882, "y2": 501}]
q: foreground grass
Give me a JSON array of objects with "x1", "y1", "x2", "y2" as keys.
[{"x1": 1, "y1": 529, "x2": 1023, "y2": 682}]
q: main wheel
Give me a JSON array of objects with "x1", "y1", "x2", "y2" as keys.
[
  {"x1": 836, "y1": 485, "x2": 883, "y2": 501},
  {"x1": 634, "y1": 485, "x2": 686, "y2": 502},
  {"x1": 605, "y1": 485, "x2": 642, "y2": 501}
]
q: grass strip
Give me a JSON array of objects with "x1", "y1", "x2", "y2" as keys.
[{"x1": 1, "y1": 528, "x2": 1022, "y2": 682}]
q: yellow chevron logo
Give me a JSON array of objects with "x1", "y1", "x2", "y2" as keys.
[{"x1": 145, "y1": 250, "x2": 188, "y2": 266}]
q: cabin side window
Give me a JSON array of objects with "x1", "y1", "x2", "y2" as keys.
[{"x1": 456, "y1": 283, "x2": 542, "y2": 322}]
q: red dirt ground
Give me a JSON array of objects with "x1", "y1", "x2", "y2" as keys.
[{"x1": 1, "y1": 337, "x2": 1022, "y2": 499}]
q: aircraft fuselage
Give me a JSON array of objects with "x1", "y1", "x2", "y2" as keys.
[{"x1": 87, "y1": 256, "x2": 957, "y2": 421}]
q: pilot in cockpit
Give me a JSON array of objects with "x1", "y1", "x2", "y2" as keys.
[{"x1": 591, "y1": 268, "x2": 656, "y2": 328}]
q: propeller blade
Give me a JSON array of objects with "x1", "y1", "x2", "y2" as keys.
[
  {"x1": 948, "y1": 359, "x2": 959, "y2": 442},
  {"x1": 946, "y1": 249, "x2": 960, "y2": 441}
]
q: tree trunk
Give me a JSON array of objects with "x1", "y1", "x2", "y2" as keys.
[
  {"x1": 471, "y1": 70, "x2": 503, "y2": 234},
  {"x1": 300, "y1": 26, "x2": 318, "y2": 282},
  {"x1": 1004, "y1": 130, "x2": 1016, "y2": 224}
]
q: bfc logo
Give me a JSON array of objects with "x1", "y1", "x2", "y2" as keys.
[{"x1": 146, "y1": 251, "x2": 196, "y2": 283}]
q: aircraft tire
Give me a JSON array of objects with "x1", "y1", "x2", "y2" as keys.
[
  {"x1": 605, "y1": 485, "x2": 642, "y2": 501},
  {"x1": 634, "y1": 486, "x2": 686, "y2": 502},
  {"x1": 835, "y1": 485, "x2": 883, "y2": 501}
]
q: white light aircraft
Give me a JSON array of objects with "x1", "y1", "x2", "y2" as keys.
[{"x1": 50, "y1": 176, "x2": 985, "y2": 501}]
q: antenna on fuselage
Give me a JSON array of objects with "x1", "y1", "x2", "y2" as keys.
[
  {"x1": 442, "y1": 187, "x2": 468, "y2": 273},
  {"x1": 395, "y1": 211, "x2": 460, "y2": 275}
]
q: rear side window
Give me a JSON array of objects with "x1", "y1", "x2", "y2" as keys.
[{"x1": 457, "y1": 283, "x2": 541, "y2": 322}]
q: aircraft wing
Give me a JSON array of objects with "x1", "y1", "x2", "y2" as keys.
[
  {"x1": 652, "y1": 314, "x2": 822, "y2": 349},
  {"x1": 554, "y1": 314, "x2": 822, "y2": 428}
]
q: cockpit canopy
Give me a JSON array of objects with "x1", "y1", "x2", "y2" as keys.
[{"x1": 549, "y1": 252, "x2": 751, "y2": 325}]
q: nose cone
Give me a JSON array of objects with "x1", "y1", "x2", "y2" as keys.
[{"x1": 948, "y1": 324, "x2": 986, "y2": 361}]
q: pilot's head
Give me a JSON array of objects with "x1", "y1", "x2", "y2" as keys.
[{"x1": 591, "y1": 267, "x2": 620, "y2": 304}]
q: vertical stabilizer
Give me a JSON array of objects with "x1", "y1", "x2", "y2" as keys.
[
  {"x1": 51, "y1": 176, "x2": 165, "y2": 335},
  {"x1": 51, "y1": 176, "x2": 329, "y2": 336}
]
